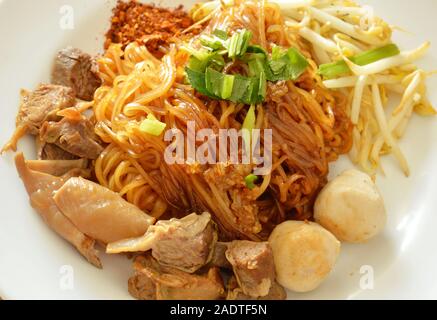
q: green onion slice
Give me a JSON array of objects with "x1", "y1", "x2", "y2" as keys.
[
  {"x1": 242, "y1": 105, "x2": 256, "y2": 156},
  {"x1": 245, "y1": 173, "x2": 258, "y2": 190},
  {"x1": 184, "y1": 29, "x2": 309, "y2": 105},
  {"x1": 318, "y1": 44, "x2": 401, "y2": 78},
  {"x1": 213, "y1": 29, "x2": 228, "y2": 40},
  {"x1": 140, "y1": 114, "x2": 167, "y2": 136},
  {"x1": 226, "y1": 29, "x2": 253, "y2": 59}
]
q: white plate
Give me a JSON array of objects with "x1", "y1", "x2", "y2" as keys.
[{"x1": 1, "y1": 0, "x2": 437, "y2": 300}]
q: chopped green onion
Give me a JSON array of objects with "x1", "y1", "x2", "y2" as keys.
[
  {"x1": 242, "y1": 104, "x2": 256, "y2": 137},
  {"x1": 239, "y1": 77, "x2": 258, "y2": 105},
  {"x1": 184, "y1": 29, "x2": 308, "y2": 105},
  {"x1": 242, "y1": 105, "x2": 256, "y2": 156},
  {"x1": 187, "y1": 65, "x2": 258, "y2": 104},
  {"x1": 181, "y1": 45, "x2": 211, "y2": 61},
  {"x1": 286, "y1": 48, "x2": 309, "y2": 79},
  {"x1": 239, "y1": 30, "x2": 252, "y2": 57},
  {"x1": 226, "y1": 29, "x2": 253, "y2": 59},
  {"x1": 209, "y1": 54, "x2": 226, "y2": 71},
  {"x1": 248, "y1": 73, "x2": 267, "y2": 104},
  {"x1": 247, "y1": 45, "x2": 268, "y2": 55},
  {"x1": 229, "y1": 75, "x2": 253, "y2": 103},
  {"x1": 351, "y1": 44, "x2": 400, "y2": 66},
  {"x1": 247, "y1": 53, "x2": 268, "y2": 77},
  {"x1": 205, "y1": 67, "x2": 225, "y2": 97},
  {"x1": 203, "y1": 67, "x2": 260, "y2": 104},
  {"x1": 269, "y1": 58, "x2": 287, "y2": 75},
  {"x1": 271, "y1": 44, "x2": 284, "y2": 60},
  {"x1": 200, "y1": 35, "x2": 224, "y2": 51},
  {"x1": 242, "y1": 104, "x2": 256, "y2": 131},
  {"x1": 317, "y1": 61, "x2": 350, "y2": 79},
  {"x1": 213, "y1": 29, "x2": 228, "y2": 40},
  {"x1": 245, "y1": 173, "x2": 258, "y2": 190},
  {"x1": 188, "y1": 51, "x2": 225, "y2": 73},
  {"x1": 185, "y1": 67, "x2": 217, "y2": 98},
  {"x1": 227, "y1": 35, "x2": 238, "y2": 59},
  {"x1": 222, "y1": 74, "x2": 235, "y2": 99},
  {"x1": 257, "y1": 71, "x2": 267, "y2": 102},
  {"x1": 140, "y1": 114, "x2": 166, "y2": 136},
  {"x1": 318, "y1": 44, "x2": 401, "y2": 78},
  {"x1": 188, "y1": 56, "x2": 210, "y2": 73},
  {"x1": 245, "y1": 45, "x2": 309, "y2": 82},
  {"x1": 268, "y1": 46, "x2": 309, "y2": 81}
]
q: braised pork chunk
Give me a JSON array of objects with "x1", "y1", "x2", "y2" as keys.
[
  {"x1": 36, "y1": 138, "x2": 78, "y2": 160},
  {"x1": 39, "y1": 109, "x2": 104, "y2": 160},
  {"x1": 16, "y1": 84, "x2": 76, "y2": 135},
  {"x1": 225, "y1": 241, "x2": 276, "y2": 298},
  {"x1": 210, "y1": 242, "x2": 231, "y2": 269},
  {"x1": 128, "y1": 255, "x2": 225, "y2": 300},
  {"x1": 107, "y1": 213, "x2": 217, "y2": 273},
  {"x1": 52, "y1": 47, "x2": 102, "y2": 101},
  {"x1": 226, "y1": 276, "x2": 286, "y2": 300}
]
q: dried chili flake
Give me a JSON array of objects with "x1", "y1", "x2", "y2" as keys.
[{"x1": 105, "y1": 0, "x2": 202, "y2": 57}]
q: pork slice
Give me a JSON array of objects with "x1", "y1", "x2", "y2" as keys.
[
  {"x1": 14, "y1": 153, "x2": 101, "y2": 268},
  {"x1": 226, "y1": 276, "x2": 286, "y2": 300},
  {"x1": 17, "y1": 84, "x2": 76, "y2": 135},
  {"x1": 39, "y1": 111, "x2": 104, "y2": 159},
  {"x1": 52, "y1": 47, "x2": 102, "y2": 101},
  {"x1": 225, "y1": 240, "x2": 276, "y2": 298},
  {"x1": 53, "y1": 177, "x2": 155, "y2": 244},
  {"x1": 107, "y1": 213, "x2": 217, "y2": 273},
  {"x1": 128, "y1": 255, "x2": 225, "y2": 300}
]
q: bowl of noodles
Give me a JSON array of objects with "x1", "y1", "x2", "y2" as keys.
[{"x1": 0, "y1": 0, "x2": 437, "y2": 300}]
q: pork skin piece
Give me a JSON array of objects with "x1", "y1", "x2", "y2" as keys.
[
  {"x1": 53, "y1": 177, "x2": 155, "y2": 244},
  {"x1": 25, "y1": 158, "x2": 88, "y2": 177},
  {"x1": 15, "y1": 153, "x2": 101, "y2": 268}
]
